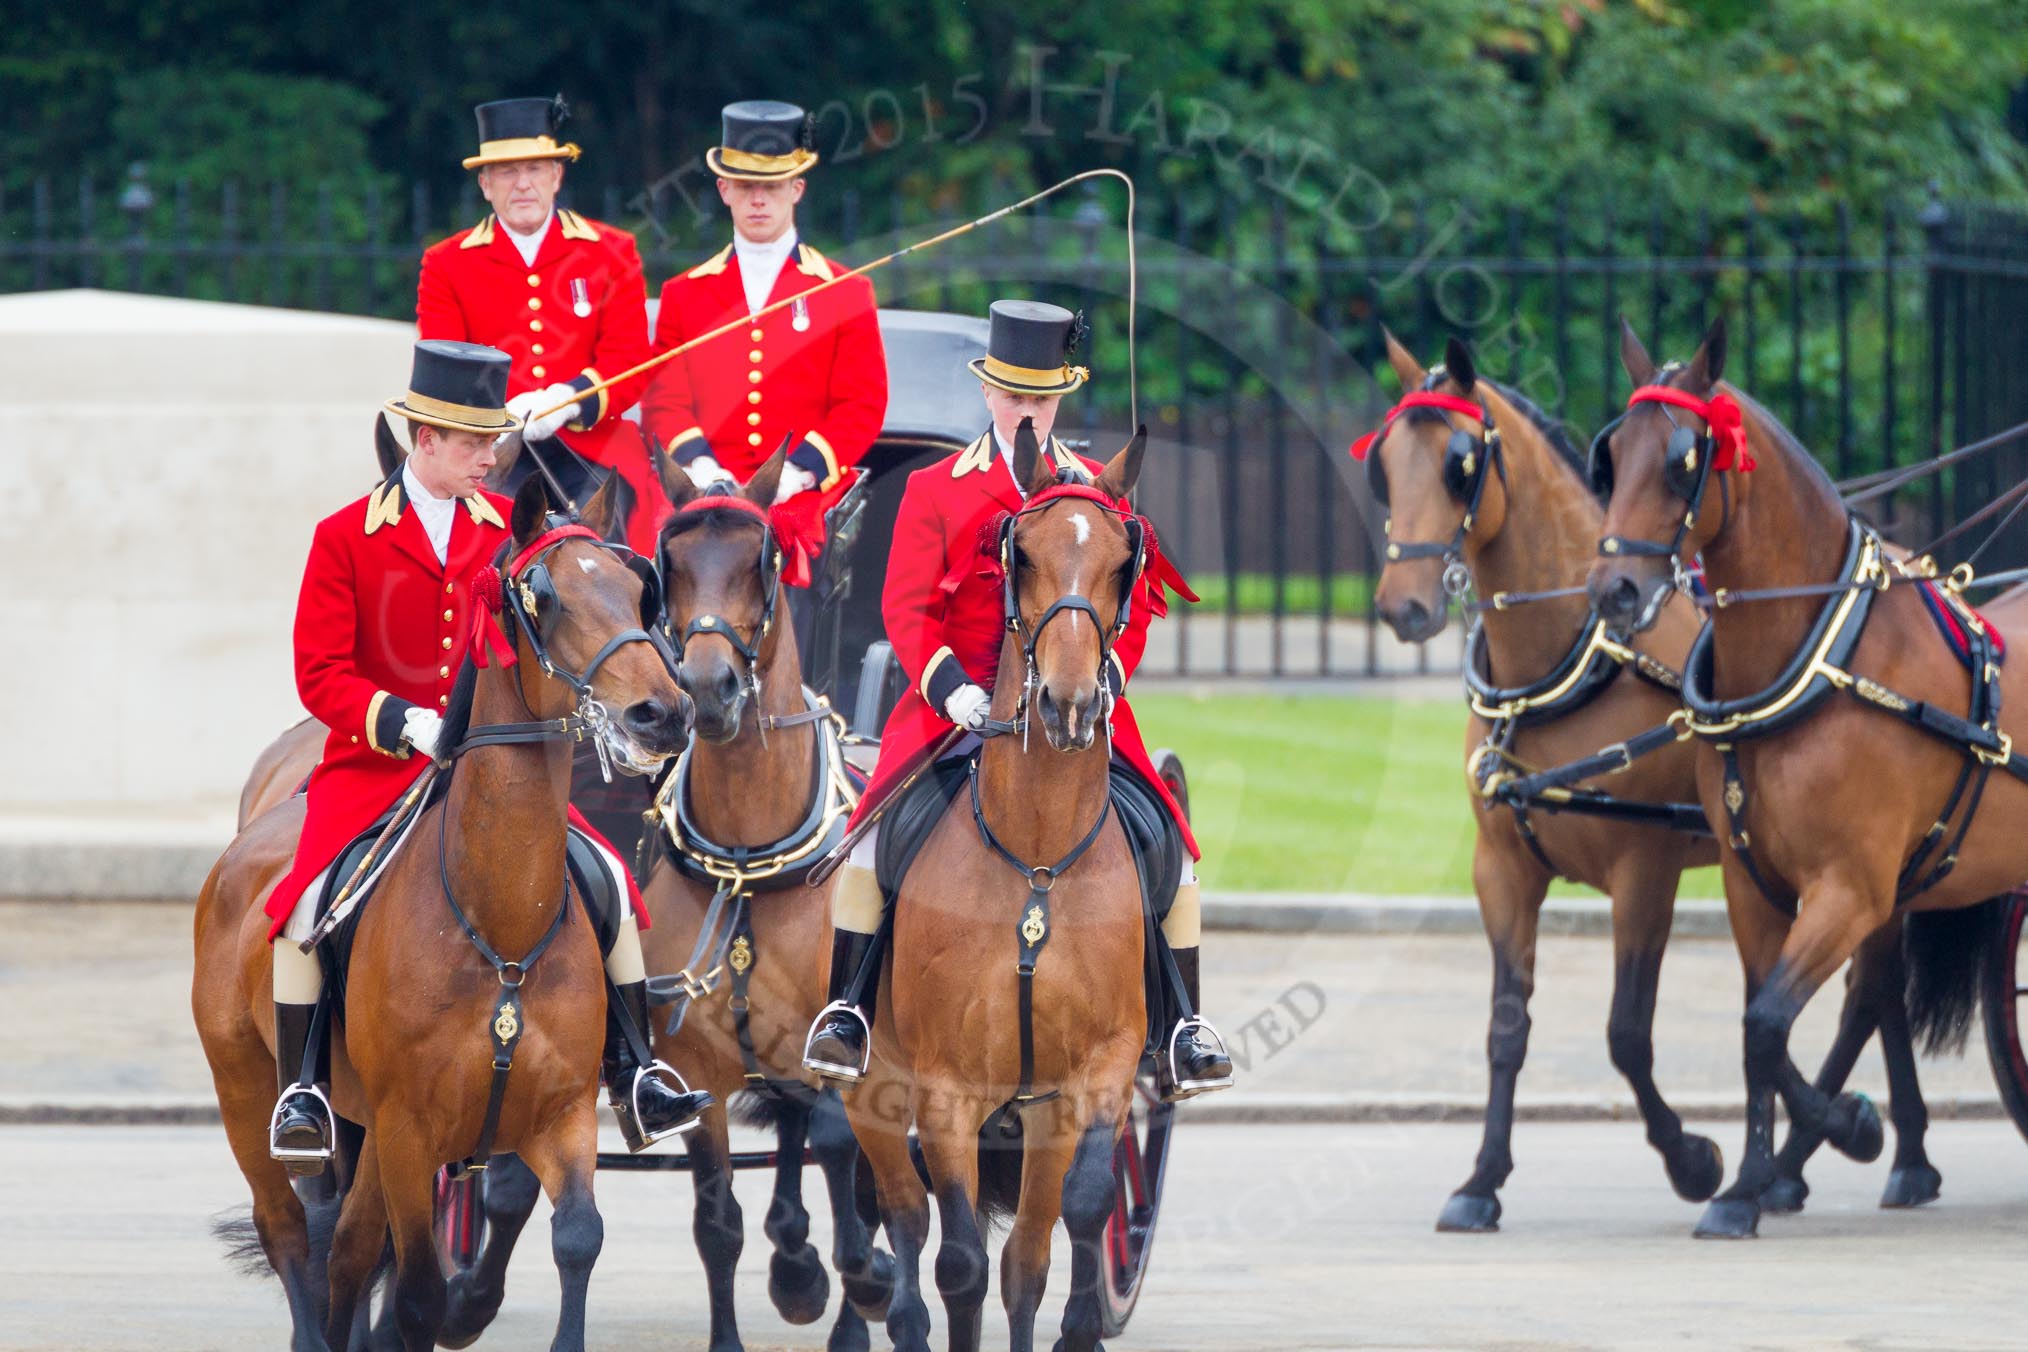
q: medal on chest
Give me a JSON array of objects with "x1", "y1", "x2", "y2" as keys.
[
  {"x1": 570, "y1": 277, "x2": 592, "y2": 318},
  {"x1": 791, "y1": 295, "x2": 810, "y2": 332}
]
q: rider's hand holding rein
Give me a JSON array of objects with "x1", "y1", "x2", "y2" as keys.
[{"x1": 401, "y1": 707, "x2": 444, "y2": 759}]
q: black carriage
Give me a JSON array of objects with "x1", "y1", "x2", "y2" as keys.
[{"x1": 437, "y1": 308, "x2": 1181, "y2": 1336}]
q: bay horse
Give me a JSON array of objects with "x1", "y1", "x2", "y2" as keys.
[
  {"x1": 431, "y1": 447, "x2": 891, "y2": 1352},
  {"x1": 1588, "y1": 316, "x2": 2028, "y2": 1238},
  {"x1": 847, "y1": 423, "x2": 1152, "y2": 1352},
  {"x1": 1364, "y1": 331, "x2": 1724, "y2": 1229},
  {"x1": 193, "y1": 471, "x2": 691, "y2": 1348}
]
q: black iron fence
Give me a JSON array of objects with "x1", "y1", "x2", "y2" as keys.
[{"x1": 5, "y1": 170, "x2": 2025, "y2": 677}]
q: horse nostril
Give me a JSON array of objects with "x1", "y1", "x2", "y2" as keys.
[
  {"x1": 623, "y1": 697, "x2": 683, "y2": 741},
  {"x1": 1597, "y1": 575, "x2": 1641, "y2": 625},
  {"x1": 711, "y1": 665, "x2": 741, "y2": 709}
]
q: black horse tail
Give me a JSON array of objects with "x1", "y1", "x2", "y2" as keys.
[
  {"x1": 210, "y1": 1193, "x2": 342, "y2": 1279},
  {"x1": 973, "y1": 1104, "x2": 1028, "y2": 1228},
  {"x1": 1903, "y1": 897, "x2": 2005, "y2": 1056}
]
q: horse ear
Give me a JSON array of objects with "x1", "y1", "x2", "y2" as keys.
[
  {"x1": 510, "y1": 472, "x2": 551, "y2": 547},
  {"x1": 374, "y1": 412, "x2": 404, "y2": 479},
  {"x1": 1012, "y1": 416, "x2": 1050, "y2": 494},
  {"x1": 1689, "y1": 314, "x2": 1728, "y2": 389},
  {"x1": 1619, "y1": 315, "x2": 1658, "y2": 387},
  {"x1": 1382, "y1": 325, "x2": 1424, "y2": 391},
  {"x1": 578, "y1": 467, "x2": 618, "y2": 538},
  {"x1": 486, "y1": 428, "x2": 524, "y2": 489},
  {"x1": 650, "y1": 433, "x2": 701, "y2": 511},
  {"x1": 745, "y1": 437, "x2": 789, "y2": 509},
  {"x1": 1095, "y1": 424, "x2": 1148, "y2": 500},
  {"x1": 1443, "y1": 335, "x2": 1477, "y2": 394}
]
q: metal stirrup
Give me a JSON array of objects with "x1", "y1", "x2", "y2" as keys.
[
  {"x1": 803, "y1": 1001, "x2": 872, "y2": 1080},
  {"x1": 267, "y1": 1083, "x2": 335, "y2": 1161}
]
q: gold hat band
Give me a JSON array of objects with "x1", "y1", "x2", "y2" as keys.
[
  {"x1": 463, "y1": 136, "x2": 582, "y2": 169},
  {"x1": 393, "y1": 390, "x2": 518, "y2": 428},
  {"x1": 714, "y1": 145, "x2": 818, "y2": 175},
  {"x1": 983, "y1": 355, "x2": 1089, "y2": 386}
]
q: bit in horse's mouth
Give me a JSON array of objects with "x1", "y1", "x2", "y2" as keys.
[{"x1": 603, "y1": 725, "x2": 674, "y2": 776}]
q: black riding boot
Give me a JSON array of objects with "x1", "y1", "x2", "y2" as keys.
[
  {"x1": 802, "y1": 928, "x2": 878, "y2": 1083},
  {"x1": 1157, "y1": 946, "x2": 1233, "y2": 1102},
  {"x1": 604, "y1": 979, "x2": 713, "y2": 1151},
  {"x1": 269, "y1": 1000, "x2": 334, "y2": 1175}
]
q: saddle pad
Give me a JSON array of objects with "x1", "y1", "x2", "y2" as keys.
[
  {"x1": 875, "y1": 755, "x2": 1183, "y2": 916},
  {"x1": 1919, "y1": 580, "x2": 2007, "y2": 670},
  {"x1": 314, "y1": 814, "x2": 620, "y2": 1014}
]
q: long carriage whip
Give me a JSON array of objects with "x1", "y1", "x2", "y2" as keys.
[{"x1": 529, "y1": 168, "x2": 1141, "y2": 431}]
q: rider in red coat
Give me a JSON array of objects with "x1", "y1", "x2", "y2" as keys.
[
  {"x1": 416, "y1": 96, "x2": 664, "y2": 553},
  {"x1": 800, "y1": 300, "x2": 1232, "y2": 1102},
  {"x1": 265, "y1": 340, "x2": 710, "y2": 1173},
  {"x1": 639, "y1": 101, "x2": 887, "y2": 502}
]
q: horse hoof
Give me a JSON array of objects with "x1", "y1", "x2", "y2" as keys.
[
  {"x1": 436, "y1": 1275, "x2": 499, "y2": 1350},
  {"x1": 1759, "y1": 1174, "x2": 1809, "y2": 1215},
  {"x1": 1665, "y1": 1134, "x2": 1725, "y2": 1203},
  {"x1": 1880, "y1": 1163, "x2": 1943, "y2": 1210},
  {"x1": 1435, "y1": 1190, "x2": 1501, "y2": 1233},
  {"x1": 827, "y1": 1307, "x2": 873, "y2": 1352},
  {"x1": 1830, "y1": 1093, "x2": 1885, "y2": 1164},
  {"x1": 842, "y1": 1248, "x2": 895, "y2": 1321},
  {"x1": 1693, "y1": 1197, "x2": 1760, "y2": 1240},
  {"x1": 768, "y1": 1245, "x2": 831, "y2": 1325}
]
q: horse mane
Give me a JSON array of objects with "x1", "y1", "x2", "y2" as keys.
[
  {"x1": 438, "y1": 658, "x2": 481, "y2": 752},
  {"x1": 1726, "y1": 382, "x2": 1842, "y2": 500}
]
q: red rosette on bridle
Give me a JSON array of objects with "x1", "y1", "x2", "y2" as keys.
[
  {"x1": 466, "y1": 565, "x2": 517, "y2": 668},
  {"x1": 1628, "y1": 385, "x2": 1755, "y2": 473}
]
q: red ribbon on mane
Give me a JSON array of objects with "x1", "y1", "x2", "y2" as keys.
[
  {"x1": 945, "y1": 483, "x2": 1200, "y2": 612},
  {"x1": 467, "y1": 523, "x2": 607, "y2": 668},
  {"x1": 1627, "y1": 385, "x2": 1754, "y2": 472},
  {"x1": 1348, "y1": 392, "x2": 1487, "y2": 460},
  {"x1": 680, "y1": 491, "x2": 825, "y2": 589}
]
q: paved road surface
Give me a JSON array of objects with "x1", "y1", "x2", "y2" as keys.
[{"x1": 7, "y1": 1120, "x2": 2027, "y2": 1350}]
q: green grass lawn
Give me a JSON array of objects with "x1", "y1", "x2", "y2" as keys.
[
  {"x1": 1133, "y1": 691, "x2": 1724, "y2": 898},
  {"x1": 1185, "y1": 571, "x2": 1373, "y2": 617}
]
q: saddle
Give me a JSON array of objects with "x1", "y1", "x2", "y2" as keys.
[
  {"x1": 872, "y1": 753, "x2": 1184, "y2": 1050},
  {"x1": 311, "y1": 806, "x2": 624, "y2": 1011}
]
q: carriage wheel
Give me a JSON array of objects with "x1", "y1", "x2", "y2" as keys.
[
  {"x1": 1153, "y1": 748, "x2": 1190, "y2": 822},
  {"x1": 1982, "y1": 891, "x2": 2028, "y2": 1143},
  {"x1": 433, "y1": 1165, "x2": 487, "y2": 1275},
  {"x1": 1099, "y1": 1071, "x2": 1175, "y2": 1338}
]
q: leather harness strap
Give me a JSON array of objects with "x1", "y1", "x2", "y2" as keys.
[{"x1": 968, "y1": 760, "x2": 1112, "y2": 1109}]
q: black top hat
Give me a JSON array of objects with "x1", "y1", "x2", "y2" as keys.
[
  {"x1": 385, "y1": 340, "x2": 520, "y2": 434},
  {"x1": 706, "y1": 100, "x2": 818, "y2": 182},
  {"x1": 969, "y1": 300, "x2": 1090, "y2": 397},
  {"x1": 463, "y1": 95, "x2": 581, "y2": 170}
]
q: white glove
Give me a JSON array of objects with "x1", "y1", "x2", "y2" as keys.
[
  {"x1": 684, "y1": 455, "x2": 730, "y2": 491},
  {"x1": 773, "y1": 464, "x2": 818, "y2": 505},
  {"x1": 943, "y1": 683, "x2": 992, "y2": 731},
  {"x1": 401, "y1": 707, "x2": 444, "y2": 758},
  {"x1": 506, "y1": 383, "x2": 581, "y2": 441}
]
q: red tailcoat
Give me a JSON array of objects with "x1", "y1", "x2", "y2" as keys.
[
  {"x1": 640, "y1": 238, "x2": 887, "y2": 491},
  {"x1": 417, "y1": 209, "x2": 664, "y2": 551},
  {"x1": 849, "y1": 432, "x2": 1197, "y2": 857},
  {"x1": 265, "y1": 471, "x2": 646, "y2": 938}
]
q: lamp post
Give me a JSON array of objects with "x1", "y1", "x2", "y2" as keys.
[{"x1": 118, "y1": 161, "x2": 155, "y2": 292}]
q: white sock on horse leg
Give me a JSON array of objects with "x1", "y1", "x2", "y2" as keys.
[
  {"x1": 272, "y1": 936, "x2": 324, "y2": 1004},
  {"x1": 605, "y1": 914, "x2": 646, "y2": 986},
  {"x1": 1161, "y1": 881, "x2": 1202, "y2": 949},
  {"x1": 831, "y1": 862, "x2": 883, "y2": 937}
]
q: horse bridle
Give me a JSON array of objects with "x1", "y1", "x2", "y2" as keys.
[
  {"x1": 1591, "y1": 364, "x2": 1734, "y2": 579},
  {"x1": 1354, "y1": 370, "x2": 1505, "y2": 599},
  {"x1": 653, "y1": 494, "x2": 831, "y2": 744},
  {"x1": 461, "y1": 519, "x2": 681, "y2": 778},
  {"x1": 994, "y1": 480, "x2": 1149, "y2": 746}
]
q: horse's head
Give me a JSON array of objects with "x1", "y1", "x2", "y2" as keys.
[
  {"x1": 1363, "y1": 331, "x2": 1506, "y2": 643},
  {"x1": 500, "y1": 472, "x2": 692, "y2": 769},
  {"x1": 1587, "y1": 316, "x2": 1731, "y2": 633},
  {"x1": 1005, "y1": 419, "x2": 1148, "y2": 754},
  {"x1": 652, "y1": 439, "x2": 789, "y2": 744}
]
